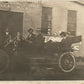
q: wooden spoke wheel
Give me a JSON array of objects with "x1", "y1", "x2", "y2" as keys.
[
  {"x1": 59, "y1": 52, "x2": 75, "y2": 72},
  {"x1": 0, "y1": 49, "x2": 9, "y2": 73}
]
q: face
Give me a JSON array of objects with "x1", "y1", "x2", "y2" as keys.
[{"x1": 6, "y1": 32, "x2": 9, "y2": 35}]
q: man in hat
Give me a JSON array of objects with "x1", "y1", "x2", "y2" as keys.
[
  {"x1": 33, "y1": 29, "x2": 45, "y2": 53},
  {"x1": 34, "y1": 29, "x2": 45, "y2": 46},
  {"x1": 60, "y1": 32, "x2": 67, "y2": 38},
  {"x1": 26, "y1": 28, "x2": 35, "y2": 43}
]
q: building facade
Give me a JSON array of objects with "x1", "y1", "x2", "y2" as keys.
[
  {"x1": 43, "y1": 1, "x2": 84, "y2": 56},
  {"x1": 0, "y1": 1, "x2": 84, "y2": 56}
]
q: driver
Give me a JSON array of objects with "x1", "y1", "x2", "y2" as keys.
[
  {"x1": 34, "y1": 29, "x2": 45, "y2": 46},
  {"x1": 26, "y1": 28, "x2": 35, "y2": 43}
]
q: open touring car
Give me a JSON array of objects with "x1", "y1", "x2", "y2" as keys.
[{"x1": 0, "y1": 34, "x2": 82, "y2": 73}]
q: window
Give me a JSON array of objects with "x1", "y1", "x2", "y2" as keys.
[
  {"x1": 67, "y1": 10, "x2": 77, "y2": 36},
  {"x1": 41, "y1": 7, "x2": 52, "y2": 35}
]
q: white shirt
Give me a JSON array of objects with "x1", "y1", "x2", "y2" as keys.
[{"x1": 44, "y1": 36, "x2": 63, "y2": 43}]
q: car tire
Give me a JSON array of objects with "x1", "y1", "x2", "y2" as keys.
[{"x1": 59, "y1": 52, "x2": 76, "y2": 73}]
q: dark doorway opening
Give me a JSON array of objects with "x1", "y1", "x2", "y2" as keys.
[{"x1": 0, "y1": 10, "x2": 23, "y2": 37}]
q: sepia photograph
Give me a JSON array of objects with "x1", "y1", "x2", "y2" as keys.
[{"x1": 0, "y1": 0, "x2": 83, "y2": 80}]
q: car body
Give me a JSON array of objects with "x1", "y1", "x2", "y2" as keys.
[{"x1": 0, "y1": 35, "x2": 82, "y2": 73}]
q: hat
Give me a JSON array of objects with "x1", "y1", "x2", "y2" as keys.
[
  {"x1": 28, "y1": 28, "x2": 33, "y2": 32},
  {"x1": 60, "y1": 32, "x2": 66, "y2": 37}
]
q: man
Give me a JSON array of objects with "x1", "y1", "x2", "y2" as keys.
[
  {"x1": 26, "y1": 28, "x2": 35, "y2": 43},
  {"x1": 60, "y1": 32, "x2": 82, "y2": 52},
  {"x1": 3, "y1": 28, "x2": 12, "y2": 47},
  {"x1": 60, "y1": 32, "x2": 67, "y2": 39},
  {"x1": 34, "y1": 29, "x2": 45, "y2": 46},
  {"x1": 33, "y1": 29, "x2": 45, "y2": 53}
]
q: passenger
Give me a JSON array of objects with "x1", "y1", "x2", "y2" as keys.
[
  {"x1": 34, "y1": 29, "x2": 45, "y2": 46},
  {"x1": 4, "y1": 28, "x2": 12, "y2": 46},
  {"x1": 26, "y1": 28, "x2": 35, "y2": 43},
  {"x1": 60, "y1": 32, "x2": 67, "y2": 39},
  {"x1": 47, "y1": 32, "x2": 63, "y2": 43},
  {"x1": 33, "y1": 29, "x2": 45, "y2": 53},
  {"x1": 60, "y1": 32, "x2": 73, "y2": 52}
]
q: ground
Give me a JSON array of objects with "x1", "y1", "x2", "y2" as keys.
[
  {"x1": 0, "y1": 48, "x2": 83, "y2": 80},
  {"x1": 0, "y1": 59, "x2": 84, "y2": 80}
]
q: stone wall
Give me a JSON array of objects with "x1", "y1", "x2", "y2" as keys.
[{"x1": 0, "y1": 2, "x2": 42, "y2": 38}]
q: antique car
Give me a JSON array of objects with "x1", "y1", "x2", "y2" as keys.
[{"x1": 0, "y1": 34, "x2": 82, "y2": 74}]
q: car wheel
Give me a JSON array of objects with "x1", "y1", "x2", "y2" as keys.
[{"x1": 59, "y1": 52, "x2": 75, "y2": 73}]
